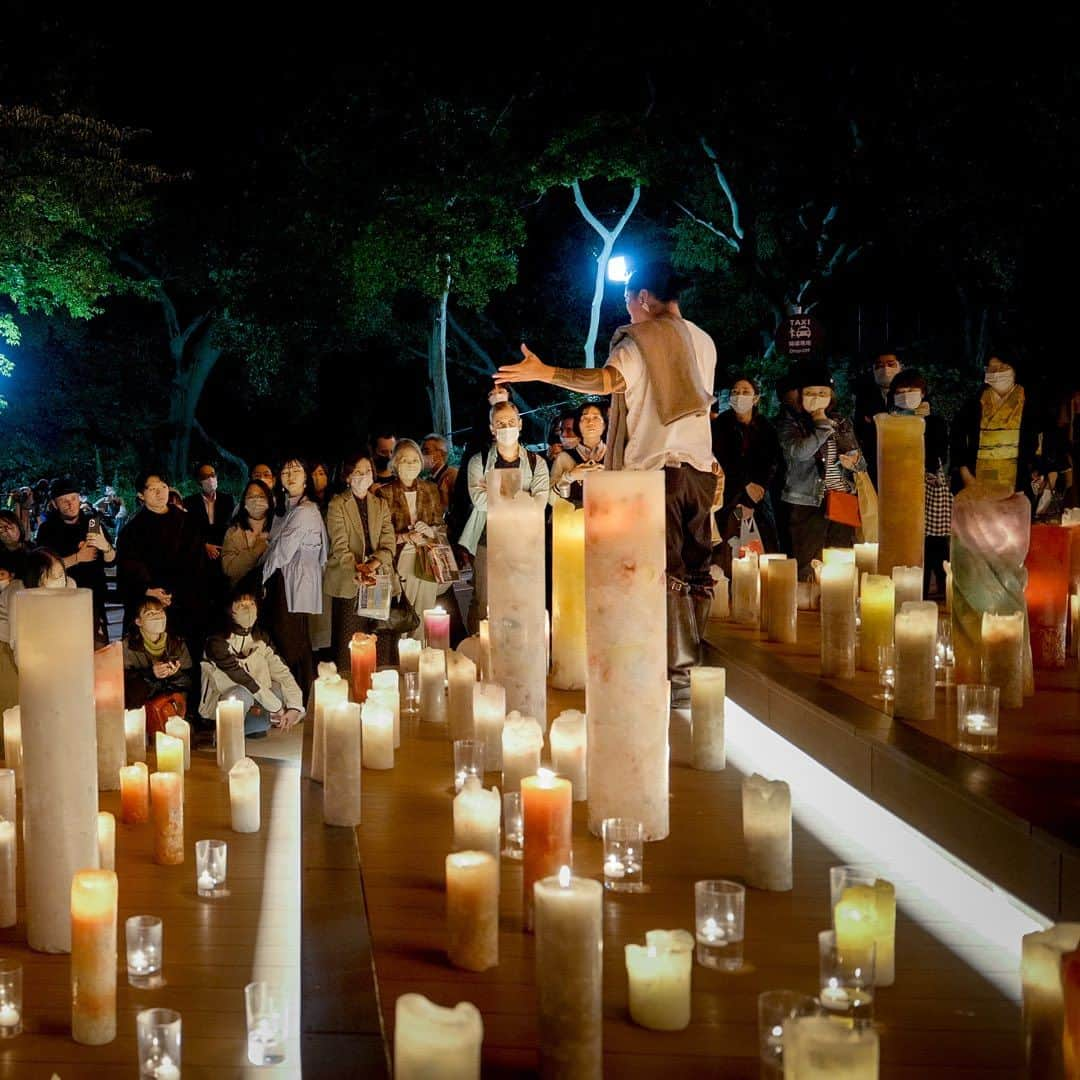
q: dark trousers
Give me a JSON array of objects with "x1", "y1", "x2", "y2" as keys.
[
  {"x1": 924, "y1": 535, "x2": 950, "y2": 597},
  {"x1": 664, "y1": 465, "x2": 716, "y2": 592},
  {"x1": 265, "y1": 570, "x2": 313, "y2": 699},
  {"x1": 786, "y1": 502, "x2": 855, "y2": 580}
]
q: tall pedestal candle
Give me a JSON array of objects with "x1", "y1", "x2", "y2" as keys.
[
  {"x1": 419, "y1": 648, "x2": 447, "y2": 726},
  {"x1": 311, "y1": 673, "x2": 348, "y2": 782},
  {"x1": 876, "y1": 413, "x2": 926, "y2": 576},
  {"x1": 446, "y1": 652, "x2": 476, "y2": 742},
  {"x1": 453, "y1": 777, "x2": 500, "y2": 857},
  {"x1": 93, "y1": 642, "x2": 125, "y2": 792},
  {"x1": 894, "y1": 601, "x2": 938, "y2": 722},
  {"x1": 446, "y1": 851, "x2": 499, "y2": 972},
  {"x1": 472, "y1": 683, "x2": 505, "y2": 772},
  {"x1": 1026, "y1": 524, "x2": 1070, "y2": 670},
  {"x1": 124, "y1": 707, "x2": 145, "y2": 765},
  {"x1": 18, "y1": 589, "x2": 99, "y2": 953},
  {"x1": 323, "y1": 702, "x2": 362, "y2": 826},
  {"x1": 150, "y1": 771, "x2": 183, "y2": 865},
  {"x1": 859, "y1": 574, "x2": 895, "y2": 672},
  {"x1": 690, "y1": 667, "x2": 726, "y2": 771},
  {"x1": 349, "y1": 632, "x2": 377, "y2": 703},
  {"x1": 820, "y1": 563, "x2": 857, "y2": 679},
  {"x1": 70, "y1": 869, "x2": 117, "y2": 1046},
  {"x1": 741, "y1": 774, "x2": 792, "y2": 891},
  {"x1": 522, "y1": 769, "x2": 572, "y2": 932},
  {"x1": 549, "y1": 709, "x2": 587, "y2": 801},
  {"x1": 1021, "y1": 922, "x2": 1080, "y2": 1079},
  {"x1": 394, "y1": 994, "x2": 482, "y2": 1080},
  {"x1": 731, "y1": 552, "x2": 760, "y2": 625},
  {"x1": 585, "y1": 471, "x2": 669, "y2": 840},
  {"x1": 551, "y1": 497, "x2": 587, "y2": 690},
  {"x1": 2, "y1": 707, "x2": 21, "y2": 789},
  {"x1": 981, "y1": 612, "x2": 1025, "y2": 709}
]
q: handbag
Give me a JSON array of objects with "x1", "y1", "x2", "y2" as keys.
[
  {"x1": 383, "y1": 584, "x2": 420, "y2": 635},
  {"x1": 824, "y1": 489, "x2": 862, "y2": 528}
]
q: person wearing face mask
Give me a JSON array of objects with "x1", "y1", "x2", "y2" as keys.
[
  {"x1": 778, "y1": 363, "x2": 867, "y2": 578},
  {"x1": 261, "y1": 457, "x2": 328, "y2": 698},
  {"x1": 122, "y1": 597, "x2": 193, "y2": 724},
  {"x1": 550, "y1": 402, "x2": 609, "y2": 508},
  {"x1": 369, "y1": 433, "x2": 398, "y2": 495},
  {"x1": 710, "y1": 376, "x2": 783, "y2": 576},
  {"x1": 0, "y1": 553, "x2": 23, "y2": 713},
  {"x1": 305, "y1": 460, "x2": 335, "y2": 656},
  {"x1": 421, "y1": 434, "x2": 459, "y2": 512},
  {"x1": 326, "y1": 452, "x2": 397, "y2": 669},
  {"x1": 183, "y1": 463, "x2": 236, "y2": 563},
  {"x1": 854, "y1": 348, "x2": 904, "y2": 487},
  {"x1": 951, "y1": 347, "x2": 1039, "y2": 502},
  {"x1": 200, "y1": 589, "x2": 304, "y2": 737},
  {"x1": 221, "y1": 479, "x2": 275, "y2": 594}
]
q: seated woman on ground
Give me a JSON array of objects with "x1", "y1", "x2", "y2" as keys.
[{"x1": 122, "y1": 596, "x2": 193, "y2": 723}]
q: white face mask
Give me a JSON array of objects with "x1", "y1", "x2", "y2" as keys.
[
  {"x1": 397, "y1": 462, "x2": 421, "y2": 485},
  {"x1": 200, "y1": 477, "x2": 218, "y2": 496},
  {"x1": 985, "y1": 369, "x2": 1015, "y2": 393},
  {"x1": 560, "y1": 435, "x2": 580, "y2": 449},
  {"x1": 245, "y1": 497, "x2": 268, "y2": 519},
  {"x1": 802, "y1": 394, "x2": 830, "y2": 414},
  {"x1": 894, "y1": 390, "x2": 922, "y2": 411},
  {"x1": 874, "y1": 365, "x2": 900, "y2": 387},
  {"x1": 730, "y1": 393, "x2": 755, "y2": 415},
  {"x1": 141, "y1": 615, "x2": 167, "y2": 637},
  {"x1": 0, "y1": 579, "x2": 9, "y2": 592},
  {"x1": 495, "y1": 427, "x2": 520, "y2": 447},
  {"x1": 232, "y1": 605, "x2": 257, "y2": 630},
  {"x1": 350, "y1": 474, "x2": 373, "y2": 498}
]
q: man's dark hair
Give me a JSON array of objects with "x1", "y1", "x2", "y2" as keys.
[{"x1": 628, "y1": 261, "x2": 690, "y2": 304}]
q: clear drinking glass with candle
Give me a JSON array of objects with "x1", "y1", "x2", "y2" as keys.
[
  {"x1": 875, "y1": 644, "x2": 896, "y2": 702},
  {"x1": 126, "y1": 915, "x2": 163, "y2": 988},
  {"x1": 453, "y1": 739, "x2": 484, "y2": 793},
  {"x1": 830, "y1": 866, "x2": 895, "y2": 986},
  {"x1": 137, "y1": 1007, "x2": 181, "y2": 1079},
  {"x1": 694, "y1": 879, "x2": 745, "y2": 970},
  {"x1": 195, "y1": 839, "x2": 227, "y2": 898},
  {"x1": 501, "y1": 792, "x2": 523, "y2": 859},
  {"x1": 0, "y1": 960, "x2": 21, "y2": 1038},
  {"x1": 757, "y1": 990, "x2": 819, "y2": 1074},
  {"x1": 602, "y1": 817, "x2": 644, "y2": 892},
  {"x1": 402, "y1": 671, "x2": 420, "y2": 718},
  {"x1": 956, "y1": 683, "x2": 1000, "y2": 751},
  {"x1": 245, "y1": 981, "x2": 288, "y2": 1066},
  {"x1": 817, "y1": 929, "x2": 875, "y2": 1026}
]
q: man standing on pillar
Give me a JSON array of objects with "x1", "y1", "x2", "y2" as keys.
[{"x1": 496, "y1": 261, "x2": 720, "y2": 705}]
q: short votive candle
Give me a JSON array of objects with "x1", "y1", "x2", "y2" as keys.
[
  {"x1": 957, "y1": 683, "x2": 1000, "y2": 751},
  {"x1": 694, "y1": 879, "x2": 745, "y2": 971},
  {"x1": 602, "y1": 817, "x2": 644, "y2": 892},
  {"x1": 137, "y1": 1007, "x2": 182, "y2": 1079},
  {"x1": 195, "y1": 838, "x2": 227, "y2": 897},
  {"x1": 453, "y1": 739, "x2": 484, "y2": 794},
  {"x1": 0, "y1": 959, "x2": 21, "y2": 1038}
]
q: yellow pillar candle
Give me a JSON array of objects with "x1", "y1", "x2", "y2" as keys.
[
  {"x1": 452, "y1": 776, "x2": 501, "y2": 858},
  {"x1": 549, "y1": 709, "x2": 587, "y2": 801},
  {"x1": 419, "y1": 648, "x2": 447, "y2": 726},
  {"x1": 119, "y1": 762, "x2": 149, "y2": 824},
  {"x1": 446, "y1": 850, "x2": 499, "y2": 973},
  {"x1": 858, "y1": 574, "x2": 895, "y2": 671},
  {"x1": 742, "y1": 774, "x2": 792, "y2": 891},
  {"x1": 690, "y1": 667, "x2": 725, "y2": 771},
  {"x1": 501, "y1": 712, "x2": 543, "y2": 794},
  {"x1": 894, "y1": 601, "x2": 938, "y2": 722},
  {"x1": 2, "y1": 707, "x2": 21, "y2": 790},
  {"x1": 821, "y1": 563, "x2": 857, "y2": 679},
  {"x1": 0, "y1": 819, "x2": 15, "y2": 928},
  {"x1": 393, "y1": 994, "x2": 483, "y2": 1080},
  {"x1": 834, "y1": 876, "x2": 896, "y2": 987},
  {"x1": 215, "y1": 698, "x2": 245, "y2": 776},
  {"x1": 93, "y1": 642, "x2": 126, "y2": 792},
  {"x1": 164, "y1": 716, "x2": 191, "y2": 770},
  {"x1": 96, "y1": 811, "x2": 115, "y2": 872},
  {"x1": 371, "y1": 669, "x2": 401, "y2": 747},
  {"x1": 765, "y1": 558, "x2": 798, "y2": 644},
  {"x1": 854, "y1": 542, "x2": 878, "y2": 594},
  {"x1": 624, "y1": 929, "x2": 694, "y2": 1031},
  {"x1": 981, "y1": 611, "x2": 1025, "y2": 709},
  {"x1": 731, "y1": 551, "x2": 760, "y2": 625},
  {"x1": 70, "y1": 869, "x2": 117, "y2": 1046},
  {"x1": 155, "y1": 732, "x2": 184, "y2": 796},
  {"x1": 447, "y1": 652, "x2": 477, "y2": 742},
  {"x1": 472, "y1": 682, "x2": 505, "y2": 772},
  {"x1": 758, "y1": 553, "x2": 788, "y2": 631},
  {"x1": 876, "y1": 413, "x2": 926, "y2": 577},
  {"x1": 150, "y1": 771, "x2": 183, "y2": 865},
  {"x1": 229, "y1": 757, "x2": 261, "y2": 833},
  {"x1": 361, "y1": 700, "x2": 395, "y2": 770},
  {"x1": 551, "y1": 497, "x2": 587, "y2": 690},
  {"x1": 124, "y1": 707, "x2": 146, "y2": 765},
  {"x1": 312, "y1": 672, "x2": 349, "y2": 782},
  {"x1": 1021, "y1": 923, "x2": 1080, "y2": 1079},
  {"x1": 323, "y1": 702, "x2": 362, "y2": 827}
]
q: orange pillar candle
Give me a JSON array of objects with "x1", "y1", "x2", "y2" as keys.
[
  {"x1": 70, "y1": 869, "x2": 118, "y2": 1046},
  {"x1": 93, "y1": 642, "x2": 125, "y2": 792},
  {"x1": 150, "y1": 771, "x2": 183, "y2": 865},
  {"x1": 120, "y1": 762, "x2": 149, "y2": 824},
  {"x1": 349, "y1": 632, "x2": 377, "y2": 703},
  {"x1": 522, "y1": 768, "x2": 572, "y2": 932},
  {"x1": 1025, "y1": 524, "x2": 1071, "y2": 670}
]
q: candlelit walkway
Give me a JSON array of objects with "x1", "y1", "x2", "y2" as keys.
[{"x1": 349, "y1": 685, "x2": 1040, "y2": 1077}]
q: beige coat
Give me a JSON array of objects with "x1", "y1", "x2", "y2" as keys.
[{"x1": 324, "y1": 491, "x2": 396, "y2": 600}]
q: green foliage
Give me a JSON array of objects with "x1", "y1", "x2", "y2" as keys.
[{"x1": 529, "y1": 112, "x2": 653, "y2": 193}]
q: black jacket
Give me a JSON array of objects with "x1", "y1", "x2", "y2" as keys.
[
  {"x1": 35, "y1": 508, "x2": 112, "y2": 605},
  {"x1": 853, "y1": 379, "x2": 891, "y2": 484},
  {"x1": 711, "y1": 410, "x2": 782, "y2": 513},
  {"x1": 182, "y1": 491, "x2": 236, "y2": 547}
]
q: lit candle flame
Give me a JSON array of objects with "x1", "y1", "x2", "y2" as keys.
[
  {"x1": 537, "y1": 767, "x2": 555, "y2": 786},
  {"x1": 558, "y1": 865, "x2": 571, "y2": 888}
]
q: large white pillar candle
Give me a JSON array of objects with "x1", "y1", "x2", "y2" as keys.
[
  {"x1": 446, "y1": 850, "x2": 499, "y2": 972},
  {"x1": 419, "y1": 648, "x2": 447, "y2": 726},
  {"x1": 93, "y1": 642, "x2": 125, "y2": 792},
  {"x1": 2, "y1": 707, "x2": 21, "y2": 789},
  {"x1": 216, "y1": 699, "x2": 245, "y2": 776},
  {"x1": 96, "y1": 811, "x2": 115, "y2": 872},
  {"x1": 371, "y1": 669, "x2": 401, "y2": 748},
  {"x1": 70, "y1": 868, "x2": 118, "y2": 1045},
  {"x1": 876, "y1": 412, "x2": 926, "y2": 577},
  {"x1": 397, "y1": 637, "x2": 422, "y2": 675},
  {"x1": 0, "y1": 819, "x2": 15, "y2": 927},
  {"x1": 585, "y1": 471, "x2": 669, "y2": 840},
  {"x1": 549, "y1": 709, "x2": 587, "y2": 801},
  {"x1": 18, "y1": 589, "x2": 99, "y2": 953},
  {"x1": 312, "y1": 673, "x2": 349, "y2": 781},
  {"x1": 486, "y1": 475, "x2": 547, "y2": 725},
  {"x1": 624, "y1": 929, "x2": 694, "y2": 1031},
  {"x1": 765, "y1": 557, "x2": 798, "y2": 644},
  {"x1": 981, "y1": 611, "x2": 1025, "y2": 709},
  {"x1": 229, "y1": 757, "x2": 261, "y2": 833},
  {"x1": 854, "y1": 542, "x2": 878, "y2": 593},
  {"x1": 393, "y1": 994, "x2": 482, "y2": 1080},
  {"x1": 820, "y1": 563, "x2": 858, "y2": 679},
  {"x1": 784, "y1": 1016, "x2": 879, "y2": 1078},
  {"x1": 501, "y1": 712, "x2": 543, "y2": 794},
  {"x1": 731, "y1": 552, "x2": 760, "y2": 625},
  {"x1": 323, "y1": 702, "x2": 362, "y2": 827},
  {"x1": 472, "y1": 683, "x2": 505, "y2": 772},
  {"x1": 551, "y1": 497, "x2": 587, "y2": 690},
  {"x1": 452, "y1": 777, "x2": 501, "y2": 858},
  {"x1": 361, "y1": 700, "x2": 395, "y2": 770},
  {"x1": 535, "y1": 869, "x2": 603, "y2": 1079},
  {"x1": 894, "y1": 601, "x2": 938, "y2": 722},
  {"x1": 892, "y1": 564, "x2": 923, "y2": 608},
  {"x1": 447, "y1": 652, "x2": 477, "y2": 742},
  {"x1": 859, "y1": 574, "x2": 895, "y2": 671},
  {"x1": 690, "y1": 667, "x2": 726, "y2": 771},
  {"x1": 123, "y1": 707, "x2": 146, "y2": 765},
  {"x1": 742, "y1": 774, "x2": 792, "y2": 891},
  {"x1": 164, "y1": 716, "x2": 191, "y2": 770},
  {"x1": 1021, "y1": 923, "x2": 1080, "y2": 1078}
]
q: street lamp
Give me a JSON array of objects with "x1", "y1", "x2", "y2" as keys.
[{"x1": 607, "y1": 255, "x2": 630, "y2": 283}]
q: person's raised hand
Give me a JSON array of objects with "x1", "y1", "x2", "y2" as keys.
[
  {"x1": 495, "y1": 343, "x2": 551, "y2": 385},
  {"x1": 76, "y1": 541, "x2": 99, "y2": 563}
]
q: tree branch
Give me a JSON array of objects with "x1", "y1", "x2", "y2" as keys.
[
  {"x1": 674, "y1": 201, "x2": 740, "y2": 252},
  {"x1": 699, "y1": 137, "x2": 745, "y2": 242},
  {"x1": 570, "y1": 180, "x2": 611, "y2": 240},
  {"x1": 193, "y1": 417, "x2": 248, "y2": 478},
  {"x1": 118, "y1": 252, "x2": 181, "y2": 345}
]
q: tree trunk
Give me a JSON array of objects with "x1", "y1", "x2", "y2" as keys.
[
  {"x1": 167, "y1": 331, "x2": 222, "y2": 481},
  {"x1": 428, "y1": 282, "x2": 452, "y2": 436},
  {"x1": 584, "y1": 235, "x2": 616, "y2": 369}
]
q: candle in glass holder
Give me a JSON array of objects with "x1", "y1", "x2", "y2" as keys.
[
  {"x1": 446, "y1": 850, "x2": 499, "y2": 972},
  {"x1": 125, "y1": 915, "x2": 162, "y2": 988},
  {"x1": 120, "y1": 762, "x2": 150, "y2": 824},
  {"x1": 349, "y1": 632, "x2": 377, "y2": 702},
  {"x1": 1, "y1": 708, "x2": 20, "y2": 789},
  {"x1": 820, "y1": 563, "x2": 857, "y2": 680},
  {"x1": 124, "y1": 706, "x2": 146, "y2": 765},
  {"x1": 731, "y1": 552, "x2": 760, "y2": 625},
  {"x1": 549, "y1": 709, "x2": 587, "y2": 801},
  {"x1": 854, "y1": 542, "x2": 878, "y2": 592},
  {"x1": 423, "y1": 606, "x2": 451, "y2": 651},
  {"x1": 155, "y1": 732, "x2": 184, "y2": 793},
  {"x1": 784, "y1": 1016, "x2": 879, "y2": 1078},
  {"x1": 398, "y1": 637, "x2": 422, "y2": 675},
  {"x1": 312, "y1": 673, "x2": 349, "y2": 782},
  {"x1": 0, "y1": 820, "x2": 14, "y2": 928},
  {"x1": 690, "y1": 667, "x2": 725, "y2": 771},
  {"x1": 522, "y1": 769, "x2": 572, "y2": 932},
  {"x1": 150, "y1": 771, "x2": 183, "y2": 865},
  {"x1": 447, "y1": 651, "x2": 477, "y2": 742},
  {"x1": 361, "y1": 700, "x2": 395, "y2": 770},
  {"x1": 394, "y1": 994, "x2": 483, "y2": 1080},
  {"x1": 371, "y1": 669, "x2": 401, "y2": 747},
  {"x1": 473, "y1": 683, "x2": 505, "y2": 772},
  {"x1": 765, "y1": 557, "x2": 798, "y2": 644},
  {"x1": 97, "y1": 811, "x2": 115, "y2": 872},
  {"x1": 894, "y1": 601, "x2": 938, "y2": 722},
  {"x1": 501, "y1": 712, "x2": 543, "y2": 794},
  {"x1": 216, "y1": 699, "x2": 245, "y2": 775},
  {"x1": 859, "y1": 574, "x2": 895, "y2": 671},
  {"x1": 832, "y1": 867, "x2": 896, "y2": 987},
  {"x1": 758, "y1": 553, "x2": 789, "y2": 633},
  {"x1": 981, "y1": 611, "x2": 1025, "y2": 709},
  {"x1": 229, "y1": 757, "x2": 261, "y2": 833},
  {"x1": 742, "y1": 774, "x2": 791, "y2": 891},
  {"x1": 164, "y1": 716, "x2": 191, "y2": 770},
  {"x1": 892, "y1": 564, "x2": 923, "y2": 608},
  {"x1": 70, "y1": 869, "x2": 118, "y2": 1046},
  {"x1": 624, "y1": 929, "x2": 694, "y2": 1031},
  {"x1": 323, "y1": 702, "x2": 362, "y2": 827},
  {"x1": 453, "y1": 777, "x2": 500, "y2": 858},
  {"x1": 419, "y1": 648, "x2": 447, "y2": 726},
  {"x1": 1021, "y1": 922, "x2": 1080, "y2": 1078},
  {"x1": 93, "y1": 642, "x2": 126, "y2": 792}
]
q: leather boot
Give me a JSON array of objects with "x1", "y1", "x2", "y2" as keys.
[{"x1": 667, "y1": 587, "x2": 698, "y2": 708}]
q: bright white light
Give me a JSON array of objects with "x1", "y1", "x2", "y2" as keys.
[
  {"x1": 607, "y1": 255, "x2": 630, "y2": 283},
  {"x1": 722, "y1": 698, "x2": 1049, "y2": 1001}
]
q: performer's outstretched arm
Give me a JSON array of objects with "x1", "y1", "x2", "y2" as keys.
[{"x1": 495, "y1": 344, "x2": 626, "y2": 395}]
